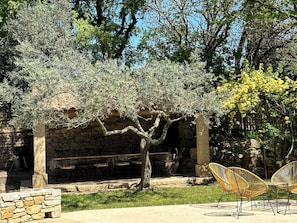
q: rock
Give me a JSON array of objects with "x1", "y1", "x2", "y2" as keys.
[{"x1": 248, "y1": 139, "x2": 261, "y2": 149}]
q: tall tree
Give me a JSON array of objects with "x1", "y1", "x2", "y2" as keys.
[
  {"x1": 71, "y1": 0, "x2": 146, "y2": 63},
  {"x1": 0, "y1": 0, "x2": 29, "y2": 82},
  {"x1": 1, "y1": 0, "x2": 227, "y2": 190},
  {"x1": 0, "y1": 0, "x2": 28, "y2": 32},
  {"x1": 137, "y1": 0, "x2": 297, "y2": 79},
  {"x1": 137, "y1": 0, "x2": 240, "y2": 76},
  {"x1": 234, "y1": 0, "x2": 297, "y2": 73}
]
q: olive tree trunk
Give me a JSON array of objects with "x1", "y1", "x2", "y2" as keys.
[{"x1": 137, "y1": 138, "x2": 152, "y2": 190}]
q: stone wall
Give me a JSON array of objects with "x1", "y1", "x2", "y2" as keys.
[
  {"x1": 0, "y1": 188, "x2": 61, "y2": 223},
  {"x1": 0, "y1": 106, "x2": 197, "y2": 184},
  {"x1": 46, "y1": 117, "x2": 141, "y2": 160},
  {"x1": 210, "y1": 137, "x2": 284, "y2": 178},
  {"x1": 46, "y1": 118, "x2": 196, "y2": 169},
  {"x1": 0, "y1": 107, "x2": 33, "y2": 171}
]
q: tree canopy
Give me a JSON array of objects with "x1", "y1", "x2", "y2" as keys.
[
  {"x1": 1, "y1": 0, "x2": 297, "y2": 173},
  {"x1": 0, "y1": 0, "x2": 27, "y2": 82},
  {"x1": 72, "y1": 0, "x2": 146, "y2": 63},
  {"x1": 137, "y1": 0, "x2": 297, "y2": 79},
  {"x1": 0, "y1": 0, "x2": 227, "y2": 189}
]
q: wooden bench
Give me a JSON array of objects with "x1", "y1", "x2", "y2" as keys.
[{"x1": 49, "y1": 152, "x2": 172, "y2": 181}]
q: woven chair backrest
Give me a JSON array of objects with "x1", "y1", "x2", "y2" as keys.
[
  {"x1": 271, "y1": 161, "x2": 297, "y2": 185},
  {"x1": 226, "y1": 167, "x2": 268, "y2": 198},
  {"x1": 225, "y1": 168, "x2": 249, "y2": 196},
  {"x1": 209, "y1": 163, "x2": 233, "y2": 192},
  {"x1": 229, "y1": 167, "x2": 266, "y2": 184}
]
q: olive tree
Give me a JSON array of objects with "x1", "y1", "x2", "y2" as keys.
[
  {"x1": 66, "y1": 54, "x2": 227, "y2": 189},
  {"x1": 3, "y1": 50, "x2": 226, "y2": 190},
  {"x1": 1, "y1": 0, "x2": 227, "y2": 190}
]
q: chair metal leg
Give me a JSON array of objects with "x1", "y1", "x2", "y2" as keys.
[
  {"x1": 233, "y1": 197, "x2": 243, "y2": 219},
  {"x1": 284, "y1": 190, "x2": 291, "y2": 215},
  {"x1": 255, "y1": 192, "x2": 275, "y2": 215},
  {"x1": 216, "y1": 192, "x2": 227, "y2": 207},
  {"x1": 275, "y1": 187, "x2": 279, "y2": 213},
  {"x1": 250, "y1": 199, "x2": 256, "y2": 211},
  {"x1": 275, "y1": 186, "x2": 291, "y2": 215},
  {"x1": 264, "y1": 196, "x2": 276, "y2": 215}
]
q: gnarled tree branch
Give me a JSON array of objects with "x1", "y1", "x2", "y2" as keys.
[{"x1": 95, "y1": 116, "x2": 148, "y2": 139}]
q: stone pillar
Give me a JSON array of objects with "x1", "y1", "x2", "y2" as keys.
[
  {"x1": 195, "y1": 116, "x2": 210, "y2": 177},
  {"x1": 0, "y1": 170, "x2": 7, "y2": 192},
  {"x1": 32, "y1": 124, "x2": 48, "y2": 188}
]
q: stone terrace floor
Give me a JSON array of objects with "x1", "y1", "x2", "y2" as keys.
[{"x1": 21, "y1": 176, "x2": 212, "y2": 194}]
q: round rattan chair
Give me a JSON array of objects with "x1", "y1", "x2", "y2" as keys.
[
  {"x1": 271, "y1": 161, "x2": 297, "y2": 214},
  {"x1": 208, "y1": 162, "x2": 234, "y2": 206},
  {"x1": 228, "y1": 167, "x2": 269, "y2": 199},
  {"x1": 225, "y1": 167, "x2": 272, "y2": 217}
]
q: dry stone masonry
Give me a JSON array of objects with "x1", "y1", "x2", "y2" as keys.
[{"x1": 0, "y1": 188, "x2": 61, "y2": 223}]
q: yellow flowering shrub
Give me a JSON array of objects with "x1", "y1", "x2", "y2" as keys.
[
  {"x1": 217, "y1": 65, "x2": 297, "y2": 162},
  {"x1": 217, "y1": 66, "x2": 296, "y2": 115}
]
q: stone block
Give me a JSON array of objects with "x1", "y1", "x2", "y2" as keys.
[
  {"x1": 23, "y1": 200, "x2": 34, "y2": 207},
  {"x1": 15, "y1": 201, "x2": 23, "y2": 208},
  {"x1": 12, "y1": 211, "x2": 26, "y2": 218},
  {"x1": 50, "y1": 210, "x2": 61, "y2": 218},
  {"x1": 41, "y1": 207, "x2": 54, "y2": 213},
  {"x1": 2, "y1": 205, "x2": 16, "y2": 213},
  {"x1": 24, "y1": 196, "x2": 33, "y2": 201},
  {"x1": 28, "y1": 190, "x2": 43, "y2": 197},
  {"x1": 1, "y1": 212, "x2": 13, "y2": 219},
  {"x1": 0, "y1": 202, "x2": 15, "y2": 207},
  {"x1": 26, "y1": 204, "x2": 41, "y2": 215},
  {"x1": 19, "y1": 192, "x2": 30, "y2": 199},
  {"x1": 20, "y1": 215, "x2": 31, "y2": 222},
  {"x1": 43, "y1": 199, "x2": 60, "y2": 206},
  {"x1": 31, "y1": 212, "x2": 44, "y2": 220},
  {"x1": 13, "y1": 208, "x2": 25, "y2": 214},
  {"x1": 7, "y1": 218, "x2": 24, "y2": 223},
  {"x1": 33, "y1": 196, "x2": 44, "y2": 204},
  {"x1": 47, "y1": 205, "x2": 61, "y2": 218},
  {"x1": 76, "y1": 184, "x2": 103, "y2": 193},
  {"x1": 59, "y1": 186, "x2": 77, "y2": 193},
  {"x1": 51, "y1": 189, "x2": 61, "y2": 196},
  {"x1": 2, "y1": 193, "x2": 20, "y2": 202}
]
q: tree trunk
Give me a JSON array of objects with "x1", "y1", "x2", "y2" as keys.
[
  {"x1": 234, "y1": 29, "x2": 246, "y2": 72},
  {"x1": 137, "y1": 138, "x2": 152, "y2": 190}
]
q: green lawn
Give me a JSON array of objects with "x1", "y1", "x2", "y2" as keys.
[
  {"x1": 62, "y1": 183, "x2": 238, "y2": 212},
  {"x1": 62, "y1": 182, "x2": 293, "y2": 212}
]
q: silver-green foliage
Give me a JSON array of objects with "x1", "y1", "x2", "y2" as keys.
[
  {"x1": 1, "y1": 0, "x2": 83, "y2": 127},
  {"x1": 133, "y1": 54, "x2": 221, "y2": 117},
  {"x1": 1, "y1": 0, "x2": 227, "y2": 132},
  {"x1": 71, "y1": 52, "x2": 227, "y2": 125},
  {"x1": 0, "y1": 1, "x2": 227, "y2": 188}
]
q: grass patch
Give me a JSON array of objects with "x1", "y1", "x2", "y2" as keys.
[
  {"x1": 62, "y1": 183, "x2": 238, "y2": 212},
  {"x1": 62, "y1": 182, "x2": 292, "y2": 212}
]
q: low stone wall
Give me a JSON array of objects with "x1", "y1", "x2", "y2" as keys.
[{"x1": 0, "y1": 188, "x2": 61, "y2": 223}]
